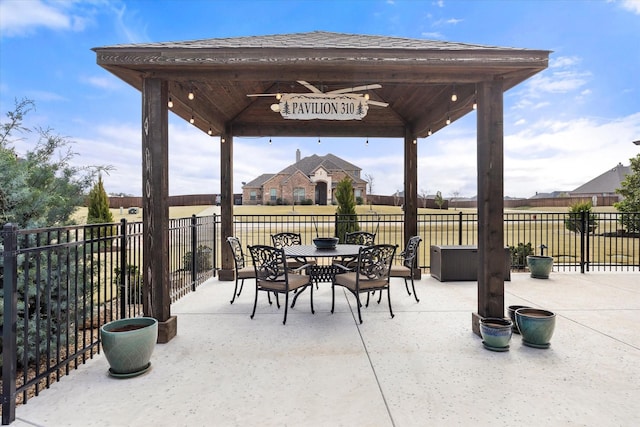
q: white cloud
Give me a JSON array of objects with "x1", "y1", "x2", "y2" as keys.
[
  {"x1": 0, "y1": 0, "x2": 89, "y2": 37},
  {"x1": 620, "y1": 0, "x2": 640, "y2": 14}
]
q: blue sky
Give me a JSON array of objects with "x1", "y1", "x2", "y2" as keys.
[{"x1": 1, "y1": 0, "x2": 639, "y2": 199}]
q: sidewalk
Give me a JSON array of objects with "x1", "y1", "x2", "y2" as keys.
[{"x1": 10, "y1": 272, "x2": 640, "y2": 426}]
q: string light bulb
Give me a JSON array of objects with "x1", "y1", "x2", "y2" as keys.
[
  {"x1": 318, "y1": 138, "x2": 321, "y2": 145},
  {"x1": 446, "y1": 116, "x2": 451, "y2": 125},
  {"x1": 269, "y1": 138, "x2": 272, "y2": 145},
  {"x1": 413, "y1": 139, "x2": 417, "y2": 145},
  {"x1": 188, "y1": 90, "x2": 195, "y2": 100},
  {"x1": 168, "y1": 97, "x2": 174, "y2": 108},
  {"x1": 190, "y1": 115, "x2": 195, "y2": 124},
  {"x1": 451, "y1": 92, "x2": 457, "y2": 102},
  {"x1": 221, "y1": 137, "x2": 226, "y2": 143},
  {"x1": 208, "y1": 127, "x2": 213, "y2": 136},
  {"x1": 276, "y1": 93, "x2": 282, "y2": 100},
  {"x1": 364, "y1": 93, "x2": 370, "y2": 100},
  {"x1": 428, "y1": 128, "x2": 433, "y2": 136},
  {"x1": 472, "y1": 100, "x2": 477, "y2": 110},
  {"x1": 365, "y1": 138, "x2": 369, "y2": 146}
]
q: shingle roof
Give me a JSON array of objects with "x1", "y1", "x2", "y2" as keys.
[
  {"x1": 572, "y1": 163, "x2": 630, "y2": 194},
  {"x1": 277, "y1": 153, "x2": 366, "y2": 183},
  {"x1": 243, "y1": 173, "x2": 275, "y2": 188},
  {"x1": 101, "y1": 31, "x2": 515, "y2": 51}
]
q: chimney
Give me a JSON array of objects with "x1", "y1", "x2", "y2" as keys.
[{"x1": 296, "y1": 149, "x2": 301, "y2": 163}]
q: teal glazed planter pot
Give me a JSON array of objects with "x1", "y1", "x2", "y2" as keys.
[
  {"x1": 507, "y1": 305, "x2": 531, "y2": 334},
  {"x1": 100, "y1": 317, "x2": 158, "y2": 378},
  {"x1": 479, "y1": 317, "x2": 513, "y2": 351},
  {"x1": 515, "y1": 308, "x2": 556, "y2": 349},
  {"x1": 526, "y1": 255, "x2": 554, "y2": 279}
]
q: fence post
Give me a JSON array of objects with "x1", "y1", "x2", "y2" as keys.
[
  {"x1": 119, "y1": 219, "x2": 128, "y2": 319},
  {"x1": 212, "y1": 213, "x2": 218, "y2": 277},
  {"x1": 2, "y1": 223, "x2": 18, "y2": 425},
  {"x1": 580, "y1": 211, "x2": 586, "y2": 273},
  {"x1": 458, "y1": 211, "x2": 463, "y2": 245},
  {"x1": 191, "y1": 215, "x2": 197, "y2": 291}
]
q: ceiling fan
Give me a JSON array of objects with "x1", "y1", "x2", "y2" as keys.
[{"x1": 247, "y1": 81, "x2": 389, "y2": 107}]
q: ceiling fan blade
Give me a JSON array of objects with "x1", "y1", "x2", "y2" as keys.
[
  {"x1": 327, "y1": 84, "x2": 382, "y2": 94},
  {"x1": 368, "y1": 100, "x2": 389, "y2": 107},
  {"x1": 297, "y1": 80, "x2": 324, "y2": 93}
]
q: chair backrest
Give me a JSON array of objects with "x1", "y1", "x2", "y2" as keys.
[
  {"x1": 227, "y1": 236, "x2": 246, "y2": 269},
  {"x1": 401, "y1": 236, "x2": 422, "y2": 268},
  {"x1": 344, "y1": 231, "x2": 376, "y2": 245},
  {"x1": 248, "y1": 245, "x2": 287, "y2": 285},
  {"x1": 271, "y1": 232, "x2": 302, "y2": 248},
  {"x1": 356, "y1": 244, "x2": 396, "y2": 282}
]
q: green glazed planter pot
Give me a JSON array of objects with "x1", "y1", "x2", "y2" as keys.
[
  {"x1": 100, "y1": 317, "x2": 158, "y2": 378},
  {"x1": 479, "y1": 317, "x2": 513, "y2": 351},
  {"x1": 515, "y1": 308, "x2": 556, "y2": 349},
  {"x1": 526, "y1": 255, "x2": 554, "y2": 279}
]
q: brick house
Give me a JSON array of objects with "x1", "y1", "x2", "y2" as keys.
[{"x1": 242, "y1": 150, "x2": 368, "y2": 205}]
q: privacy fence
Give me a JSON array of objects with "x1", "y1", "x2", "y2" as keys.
[{"x1": 1, "y1": 211, "x2": 638, "y2": 423}]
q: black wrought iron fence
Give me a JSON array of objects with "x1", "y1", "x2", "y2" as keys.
[{"x1": 1, "y1": 215, "x2": 215, "y2": 424}]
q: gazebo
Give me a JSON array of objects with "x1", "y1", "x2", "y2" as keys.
[{"x1": 93, "y1": 31, "x2": 550, "y2": 342}]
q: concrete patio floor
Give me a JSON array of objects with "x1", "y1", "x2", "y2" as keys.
[{"x1": 11, "y1": 272, "x2": 640, "y2": 426}]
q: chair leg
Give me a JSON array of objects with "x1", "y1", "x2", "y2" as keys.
[
  {"x1": 403, "y1": 277, "x2": 412, "y2": 296},
  {"x1": 267, "y1": 291, "x2": 273, "y2": 305},
  {"x1": 331, "y1": 283, "x2": 336, "y2": 313},
  {"x1": 250, "y1": 286, "x2": 259, "y2": 319},
  {"x1": 410, "y1": 277, "x2": 419, "y2": 303},
  {"x1": 283, "y1": 293, "x2": 289, "y2": 325},
  {"x1": 230, "y1": 278, "x2": 240, "y2": 304},
  {"x1": 387, "y1": 287, "x2": 395, "y2": 319},
  {"x1": 355, "y1": 292, "x2": 363, "y2": 324},
  {"x1": 238, "y1": 279, "x2": 245, "y2": 297},
  {"x1": 310, "y1": 283, "x2": 315, "y2": 314}
]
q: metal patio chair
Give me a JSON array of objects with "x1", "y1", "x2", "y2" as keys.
[
  {"x1": 248, "y1": 244, "x2": 314, "y2": 325},
  {"x1": 226, "y1": 236, "x2": 257, "y2": 304},
  {"x1": 332, "y1": 231, "x2": 376, "y2": 270},
  {"x1": 390, "y1": 236, "x2": 422, "y2": 303},
  {"x1": 331, "y1": 244, "x2": 397, "y2": 324}
]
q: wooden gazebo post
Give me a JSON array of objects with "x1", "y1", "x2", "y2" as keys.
[
  {"x1": 404, "y1": 128, "x2": 418, "y2": 248},
  {"x1": 219, "y1": 127, "x2": 235, "y2": 281},
  {"x1": 472, "y1": 79, "x2": 506, "y2": 336},
  {"x1": 141, "y1": 77, "x2": 176, "y2": 343}
]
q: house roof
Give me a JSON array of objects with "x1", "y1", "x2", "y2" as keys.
[
  {"x1": 572, "y1": 163, "x2": 630, "y2": 195},
  {"x1": 278, "y1": 153, "x2": 366, "y2": 184},
  {"x1": 94, "y1": 31, "x2": 550, "y2": 139},
  {"x1": 243, "y1": 173, "x2": 275, "y2": 188}
]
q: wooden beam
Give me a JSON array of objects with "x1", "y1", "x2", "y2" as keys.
[
  {"x1": 218, "y1": 126, "x2": 235, "y2": 281},
  {"x1": 472, "y1": 78, "x2": 505, "y2": 337},
  {"x1": 141, "y1": 78, "x2": 176, "y2": 342},
  {"x1": 404, "y1": 129, "x2": 418, "y2": 246}
]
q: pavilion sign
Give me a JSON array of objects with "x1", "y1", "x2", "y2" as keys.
[{"x1": 279, "y1": 93, "x2": 369, "y2": 120}]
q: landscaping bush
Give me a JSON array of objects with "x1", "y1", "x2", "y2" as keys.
[{"x1": 564, "y1": 201, "x2": 598, "y2": 233}]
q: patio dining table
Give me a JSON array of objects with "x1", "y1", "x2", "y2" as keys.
[{"x1": 284, "y1": 244, "x2": 363, "y2": 308}]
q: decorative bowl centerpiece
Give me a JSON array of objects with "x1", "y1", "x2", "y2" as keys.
[{"x1": 313, "y1": 237, "x2": 339, "y2": 249}]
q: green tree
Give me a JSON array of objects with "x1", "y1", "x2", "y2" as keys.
[
  {"x1": 87, "y1": 174, "x2": 114, "y2": 224},
  {"x1": 434, "y1": 191, "x2": 445, "y2": 209},
  {"x1": 564, "y1": 201, "x2": 598, "y2": 233},
  {"x1": 1, "y1": 98, "x2": 109, "y2": 367},
  {"x1": 335, "y1": 177, "x2": 359, "y2": 242},
  {"x1": 615, "y1": 154, "x2": 640, "y2": 233},
  {"x1": 1, "y1": 98, "x2": 104, "y2": 229}
]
